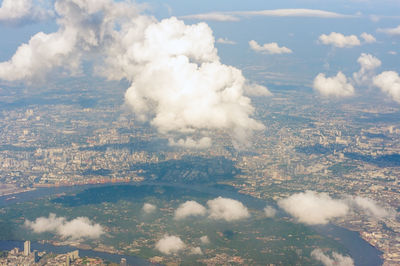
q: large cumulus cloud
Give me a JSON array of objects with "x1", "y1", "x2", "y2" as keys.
[{"x1": 0, "y1": 0, "x2": 266, "y2": 148}]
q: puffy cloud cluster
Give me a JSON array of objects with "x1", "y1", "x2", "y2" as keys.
[
  {"x1": 142, "y1": 203, "x2": 157, "y2": 214},
  {"x1": 25, "y1": 213, "x2": 104, "y2": 239},
  {"x1": 373, "y1": 71, "x2": 400, "y2": 103},
  {"x1": 278, "y1": 191, "x2": 393, "y2": 225},
  {"x1": 0, "y1": 0, "x2": 52, "y2": 24},
  {"x1": 174, "y1": 197, "x2": 250, "y2": 222},
  {"x1": 313, "y1": 72, "x2": 355, "y2": 98},
  {"x1": 155, "y1": 235, "x2": 186, "y2": 255},
  {"x1": 174, "y1": 200, "x2": 207, "y2": 220},
  {"x1": 313, "y1": 53, "x2": 383, "y2": 98},
  {"x1": 318, "y1": 32, "x2": 361, "y2": 48},
  {"x1": 249, "y1": 40, "x2": 292, "y2": 54},
  {"x1": 353, "y1": 53, "x2": 381, "y2": 86},
  {"x1": 207, "y1": 197, "x2": 250, "y2": 222},
  {"x1": 278, "y1": 191, "x2": 349, "y2": 225},
  {"x1": 181, "y1": 9, "x2": 353, "y2": 22},
  {"x1": 0, "y1": 0, "x2": 265, "y2": 147},
  {"x1": 378, "y1": 24, "x2": 400, "y2": 36},
  {"x1": 311, "y1": 249, "x2": 354, "y2": 266},
  {"x1": 264, "y1": 206, "x2": 277, "y2": 218}
]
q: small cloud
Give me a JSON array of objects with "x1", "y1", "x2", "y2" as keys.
[
  {"x1": 278, "y1": 191, "x2": 349, "y2": 225},
  {"x1": 249, "y1": 40, "x2": 292, "y2": 54},
  {"x1": 168, "y1": 137, "x2": 212, "y2": 149},
  {"x1": 360, "y1": 32, "x2": 376, "y2": 43},
  {"x1": 264, "y1": 206, "x2": 277, "y2": 218},
  {"x1": 311, "y1": 249, "x2": 354, "y2": 266},
  {"x1": 25, "y1": 213, "x2": 104, "y2": 240},
  {"x1": 207, "y1": 197, "x2": 250, "y2": 222},
  {"x1": 313, "y1": 72, "x2": 355, "y2": 98},
  {"x1": 200, "y1": 235, "x2": 210, "y2": 245},
  {"x1": 155, "y1": 235, "x2": 186, "y2": 255},
  {"x1": 174, "y1": 201, "x2": 207, "y2": 220},
  {"x1": 318, "y1": 32, "x2": 361, "y2": 48},
  {"x1": 373, "y1": 71, "x2": 400, "y2": 103},
  {"x1": 378, "y1": 24, "x2": 400, "y2": 36},
  {"x1": 350, "y1": 196, "x2": 391, "y2": 219},
  {"x1": 244, "y1": 83, "x2": 272, "y2": 97},
  {"x1": 216, "y1": 38, "x2": 236, "y2": 45},
  {"x1": 388, "y1": 51, "x2": 397, "y2": 55},
  {"x1": 189, "y1": 247, "x2": 203, "y2": 255},
  {"x1": 142, "y1": 203, "x2": 157, "y2": 214}
]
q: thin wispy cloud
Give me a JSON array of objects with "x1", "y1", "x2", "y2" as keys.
[
  {"x1": 181, "y1": 9, "x2": 356, "y2": 21},
  {"x1": 377, "y1": 24, "x2": 400, "y2": 35}
]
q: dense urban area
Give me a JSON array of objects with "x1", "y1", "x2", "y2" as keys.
[{"x1": 0, "y1": 79, "x2": 399, "y2": 265}]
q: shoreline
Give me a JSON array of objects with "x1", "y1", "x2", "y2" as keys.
[{"x1": 0, "y1": 181, "x2": 384, "y2": 266}]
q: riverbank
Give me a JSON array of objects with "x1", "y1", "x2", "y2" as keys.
[{"x1": 0, "y1": 182, "x2": 383, "y2": 266}]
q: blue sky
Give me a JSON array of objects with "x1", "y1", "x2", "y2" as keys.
[
  {"x1": 0, "y1": 0, "x2": 399, "y2": 146},
  {"x1": 2, "y1": 0, "x2": 399, "y2": 87}
]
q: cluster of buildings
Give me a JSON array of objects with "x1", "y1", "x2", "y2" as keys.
[{"x1": 0, "y1": 84, "x2": 399, "y2": 264}]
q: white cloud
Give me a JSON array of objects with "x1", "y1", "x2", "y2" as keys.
[
  {"x1": 180, "y1": 12, "x2": 239, "y2": 22},
  {"x1": 318, "y1": 32, "x2": 361, "y2": 48},
  {"x1": 353, "y1": 53, "x2": 381, "y2": 86},
  {"x1": 313, "y1": 72, "x2": 355, "y2": 98},
  {"x1": 200, "y1": 235, "x2": 210, "y2": 245},
  {"x1": 0, "y1": 0, "x2": 265, "y2": 148},
  {"x1": 174, "y1": 201, "x2": 207, "y2": 220},
  {"x1": 350, "y1": 196, "x2": 390, "y2": 219},
  {"x1": 181, "y1": 9, "x2": 354, "y2": 21},
  {"x1": 388, "y1": 51, "x2": 397, "y2": 55},
  {"x1": 278, "y1": 191, "x2": 349, "y2": 225},
  {"x1": 360, "y1": 32, "x2": 376, "y2": 43},
  {"x1": 378, "y1": 24, "x2": 400, "y2": 35},
  {"x1": 189, "y1": 247, "x2": 203, "y2": 255},
  {"x1": 0, "y1": 0, "x2": 53, "y2": 24},
  {"x1": 244, "y1": 83, "x2": 272, "y2": 97},
  {"x1": 142, "y1": 203, "x2": 156, "y2": 214},
  {"x1": 311, "y1": 249, "x2": 354, "y2": 266},
  {"x1": 249, "y1": 40, "x2": 292, "y2": 54},
  {"x1": 373, "y1": 71, "x2": 400, "y2": 103},
  {"x1": 25, "y1": 213, "x2": 104, "y2": 240},
  {"x1": 264, "y1": 206, "x2": 277, "y2": 218},
  {"x1": 207, "y1": 197, "x2": 250, "y2": 222},
  {"x1": 216, "y1": 38, "x2": 236, "y2": 45},
  {"x1": 168, "y1": 137, "x2": 212, "y2": 149},
  {"x1": 155, "y1": 235, "x2": 186, "y2": 255}
]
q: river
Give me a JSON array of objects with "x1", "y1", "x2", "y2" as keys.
[{"x1": 0, "y1": 182, "x2": 383, "y2": 266}]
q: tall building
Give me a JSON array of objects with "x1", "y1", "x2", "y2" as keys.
[{"x1": 24, "y1": 240, "x2": 31, "y2": 256}]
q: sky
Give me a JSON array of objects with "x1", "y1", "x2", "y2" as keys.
[{"x1": 0, "y1": 0, "x2": 399, "y2": 147}]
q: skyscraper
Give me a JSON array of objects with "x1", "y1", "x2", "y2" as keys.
[{"x1": 24, "y1": 240, "x2": 31, "y2": 256}]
